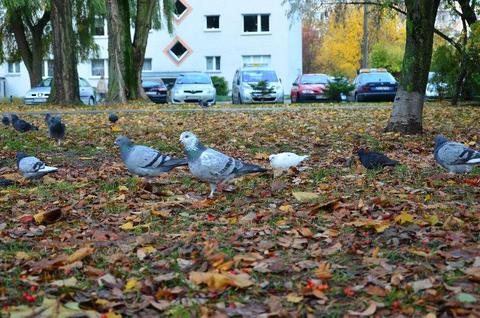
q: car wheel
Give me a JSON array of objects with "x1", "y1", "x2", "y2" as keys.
[
  {"x1": 291, "y1": 94, "x2": 297, "y2": 103},
  {"x1": 355, "y1": 94, "x2": 362, "y2": 102},
  {"x1": 232, "y1": 94, "x2": 238, "y2": 105},
  {"x1": 88, "y1": 97, "x2": 95, "y2": 106}
]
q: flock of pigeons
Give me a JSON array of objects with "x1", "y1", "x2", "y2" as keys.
[{"x1": 1, "y1": 112, "x2": 480, "y2": 198}]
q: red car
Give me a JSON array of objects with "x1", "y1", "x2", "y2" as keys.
[{"x1": 290, "y1": 74, "x2": 332, "y2": 103}]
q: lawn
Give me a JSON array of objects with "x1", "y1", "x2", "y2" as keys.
[{"x1": 0, "y1": 103, "x2": 479, "y2": 317}]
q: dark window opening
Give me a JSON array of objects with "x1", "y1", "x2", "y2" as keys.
[
  {"x1": 206, "y1": 15, "x2": 220, "y2": 29},
  {"x1": 170, "y1": 42, "x2": 187, "y2": 59},
  {"x1": 243, "y1": 15, "x2": 258, "y2": 32},
  {"x1": 94, "y1": 17, "x2": 105, "y2": 36},
  {"x1": 261, "y1": 15, "x2": 270, "y2": 32},
  {"x1": 174, "y1": 0, "x2": 187, "y2": 17}
]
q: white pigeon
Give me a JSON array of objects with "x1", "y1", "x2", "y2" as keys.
[
  {"x1": 269, "y1": 152, "x2": 309, "y2": 176},
  {"x1": 16, "y1": 152, "x2": 58, "y2": 180}
]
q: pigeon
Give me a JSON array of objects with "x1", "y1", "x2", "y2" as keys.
[
  {"x1": 108, "y1": 113, "x2": 119, "y2": 124},
  {"x1": 11, "y1": 114, "x2": 39, "y2": 132},
  {"x1": 269, "y1": 152, "x2": 309, "y2": 175},
  {"x1": 16, "y1": 152, "x2": 58, "y2": 180},
  {"x1": 115, "y1": 135, "x2": 187, "y2": 177},
  {"x1": 2, "y1": 115, "x2": 10, "y2": 126},
  {"x1": 45, "y1": 113, "x2": 66, "y2": 145},
  {"x1": 0, "y1": 179, "x2": 15, "y2": 187},
  {"x1": 434, "y1": 135, "x2": 480, "y2": 174},
  {"x1": 357, "y1": 148, "x2": 399, "y2": 170},
  {"x1": 179, "y1": 131, "x2": 267, "y2": 197}
]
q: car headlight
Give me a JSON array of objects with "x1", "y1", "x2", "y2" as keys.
[{"x1": 302, "y1": 89, "x2": 315, "y2": 94}]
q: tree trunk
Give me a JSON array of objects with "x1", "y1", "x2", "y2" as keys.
[
  {"x1": 385, "y1": 0, "x2": 440, "y2": 135},
  {"x1": 50, "y1": 0, "x2": 81, "y2": 105},
  {"x1": 452, "y1": 17, "x2": 469, "y2": 106},
  {"x1": 107, "y1": 0, "x2": 155, "y2": 103},
  {"x1": 361, "y1": 3, "x2": 369, "y2": 68},
  {"x1": 8, "y1": 9, "x2": 49, "y2": 88}
]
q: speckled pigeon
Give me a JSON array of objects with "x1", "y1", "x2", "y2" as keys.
[
  {"x1": 2, "y1": 115, "x2": 10, "y2": 126},
  {"x1": 357, "y1": 148, "x2": 399, "y2": 170},
  {"x1": 434, "y1": 135, "x2": 480, "y2": 174},
  {"x1": 11, "y1": 114, "x2": 38, "y2": 132},
  {"x1": 179, "y1": 131, "x2": 267, "y2": 197},
  {"x1": 45, "y1": 114, "x2": 66, "y2": 145},
  {"x1": 16, "y1": 152, "x2": 58, "y2": 180},
  {"x1": 115, "y1": 135, "x2": 187, "y2": 177}
]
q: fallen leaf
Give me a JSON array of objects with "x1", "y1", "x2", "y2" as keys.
[
  {"x1": 292, "y1": 191, "x2": 320, "y2": 202},
  {"x1": 286, "y1": 293, "x2": 303, "y2": 303},
  {"x1": 189, "y1": 271, "x2": 253, "y2": 290},
  {"x1": 124, "y1": 278, "x2": 141, "y2": 292},
  {"x1": 315, "y1": 262, "x2": 332, "y2": 280},
  {"x1": 456, "y1": 292, "x2": 477, "y2": 303},
  {"x1": 394, "y1": 211, "x2": 414, "y2": 224},
  {"x1": 348, "y1": 301, "x2": 377, "y2": 316},
  {"x1": 50, "y1": 277, "x2": 78, "y2": 287},
  {"x1": 67, "y1": 246, "x2": 95, "y2": 263},
  {"x1": 33, "y1": 208, "x2": 62, "y2": 224},
  {"x1": 120, "y1": 222, "x2": 134, "y2": 230},
  {"x1": 409, "y1": 277, "x2": 434, "y2": 292}
]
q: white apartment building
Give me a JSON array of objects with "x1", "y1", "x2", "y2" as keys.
[{"x1": 0, "y1": 0, "x2": 302, "y2": 98}]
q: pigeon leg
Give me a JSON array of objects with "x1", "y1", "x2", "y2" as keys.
[{"x1": 208, "y1": 183, "x2": 216, "y2": 198}]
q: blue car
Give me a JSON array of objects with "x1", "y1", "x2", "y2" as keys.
[{"x1": 351, "y1": 69, "x2": 398, "y2": 102}]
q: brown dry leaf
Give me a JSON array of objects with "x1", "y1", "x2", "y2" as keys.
[
  {"x1": 347, "y1": 301, "x2": 377, "y2": 316},
  {"x1": 299, "y1": 227, "x2": 314, "y2": 238},
  {"x1": 365, "y1": 284, "x2": 387, "y2": 297},
  {"x1": 315, "y1": 262, "x2": 333, "y2": 280},
  {"x1": 189, "y1": 271, "x2": 253, "y2": 290},
  {"x1": 464, "y1": 267, "x2": 480, "y2": 282},
  {"x1": 67, "y1": 245, "x2": 95, "y2": 263},
  {"x1": 33, "y1": 208, "x2": 62, "y2": 224}
]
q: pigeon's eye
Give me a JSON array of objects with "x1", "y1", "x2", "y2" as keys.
[{"x1": 185, "y1": 135, "x2": 189, "y2": 138}]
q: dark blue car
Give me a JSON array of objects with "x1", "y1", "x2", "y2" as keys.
[{"x1": 352, "y1": 69, "x2": 398, "y2": 102}]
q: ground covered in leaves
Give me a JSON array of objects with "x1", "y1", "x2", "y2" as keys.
[{"x1": 0, "y1": 103, "x2": 479, "y2": 317}]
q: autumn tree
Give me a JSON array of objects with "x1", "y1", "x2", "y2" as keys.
[
  {"x1": 106, "y1": 0, "x2": 174, "y2": 104},
  {"x1": 0, "y1": 1, "x2": 51, "y2": 88}
]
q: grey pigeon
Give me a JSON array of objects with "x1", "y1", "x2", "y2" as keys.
[
  {"x1": 115, "y1": 135, "x2": 187, "y2": 177},
  {"x1": 109, "y1": 113, "x2": 119, "y2": 124},
  {"x1": 11, "y1": 114, "x2": 39, "y2": 132},
  {"x1": 45, "y1": 113, "x2": 66, "y2": 145},
  {"x1": 357, "y1": 148, "x2": 399, "y2": 170},
  {"x1": 434, "y1": 135, "x2": 480, "y2": 174},
  {"x1": 2, "y1": 115, "x2": 10, "y2": 126},
  {"x1": 179, "y1": 131, "x2": 267, "y2": 197},
  {"x1": 16, "y1": 152, "x2": 58, "y2": 180}
]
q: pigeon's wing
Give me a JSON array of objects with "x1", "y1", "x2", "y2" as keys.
[
  {"x1": 438, "y1": 142, "x2": 480, "y2": 165},
  {"x1": 128, "y1": 145, "x2": 172, "y2": 169},
  {"x1": 198, "y1": 148, "x2": 235, "y2": 178},
  {"x1": 18, "y1": 156, "x2": 45, "y2": 173}
]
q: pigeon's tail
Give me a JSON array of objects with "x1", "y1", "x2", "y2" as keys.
[
  {"x1": 164, "y1": 158, "x2": 188, "y2": 167},
  {"x1": 0, "y1": 179, "x2": 15, "y2": 187},
  {"x1": 39, "y1": 166, "x2": 58, "y2": 174},
  {"x1": 384, "y1": 159, "x2": 400, "y2": 167},
  {"x1": 237, "y1": 163, "x2": 268, "y2": 176},
  {"x1": 466, "y1": 150, "x2": 480, "y2": 164}
]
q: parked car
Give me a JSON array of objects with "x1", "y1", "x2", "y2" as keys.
[
  {"x1": 170, "y1": 73, "x2": 216, "y2": 105},
  {"x1": 351, "y1": 68, "x2": 398, "y2": 102},
  {"x1": 291, "y1": 73, "x2": 331, "y2": 103},
  {"x1": 24, "y1": 77, "x2": 96, "y2": 105},
  {"x1": 143, "y1": 80, "x2": 168, "y2": 104},
  {"x1": 426, "y1": 72, "x2": 448, "y2": 99},
  {"x1": 232, "y1": 67, "x2": 284, "y2": 104}
]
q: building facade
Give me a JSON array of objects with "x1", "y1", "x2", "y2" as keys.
[{"x1": 0, "y1": 0, "x2": 302, "y2": 99}]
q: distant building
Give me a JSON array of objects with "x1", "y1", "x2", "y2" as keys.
[{"x1": 0, "y1": 0, "x2": 302, "y2": 98}]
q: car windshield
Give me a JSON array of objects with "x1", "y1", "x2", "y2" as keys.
[
  {"x1": 363, "y1": 72, "x2": 396, "y2": 82},
  {"x1": 176, "y1": 74, "x2": 211, "y2": 85},
  {"x1": 301, "y1": 75, "x2": 330, "y2": 84},
  {"x1": 38, "y1": 78, "x2": 52, "y2": 87},
  {"x1": 143, "y1": 80, "x2": 166, "y2": 88},
  {"x1": 241, "y1": 70, "x2": 278, "y2": 83}
]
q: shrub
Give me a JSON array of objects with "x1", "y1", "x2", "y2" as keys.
[
  {"x1": 324, "y1": 76, "x2": 354, "y2": 102},
  {"x1": 211, "y1": 76, "x2": 228, "y2": 96}
]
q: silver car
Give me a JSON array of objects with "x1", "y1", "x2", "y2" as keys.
[
  {"x1": 170, "y1": 73, "x2": 216, "y2": 105},
  {"x1": 232, "y1": 67, "x2": 284, "y2": 104},
  {"x1": 24, "y1": 77, "x2": 96, "y2": 105}
]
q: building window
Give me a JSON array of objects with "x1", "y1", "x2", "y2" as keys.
[
  {"x1": 143, "y1": 58, "x2": 152, "y2": 71},
  {"x1": 7, "y1": 62, "x2": 20, "y2": 74},
  {"x1": 94, "y1": 17, "x2": 106, "y2": 36},
  {"x1": 206, "y1": 56, "x2": 221, "y2": 71},
  {"x1": 242, "y1": 55, "x2": 271, "y2": 67},
  {"x1": 169, "y1": 41, "x2": 188, "y2": 61},
  {"x1": 206, "y1": 15, "x2": 220, "y2": 30},
  {"x1": 91, "y1": 59, "x2": 105, "y2": 76},
  {"x1": 243, "y1": 14, "x2": 270, "y2": 33},
  {"x1": 174, "y1": 0, "x2": 187, "y2": 18},
  {"x1": 42, "y1": 60, "x2": 54, "y2": 77}
]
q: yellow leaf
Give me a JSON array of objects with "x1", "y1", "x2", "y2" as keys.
[
  {"x1": 395, "y1": 212, "x2": 414, "y2": 225},
  {"x1": 315, "y1": 262, "x2": 332, "y2": 280},
  {"x1": 15, "y1": 251, "x2": 32, "y2": 261},
  {"x1": 292, "y1": 191, "x2": 320, "y2": 202},
  {"x1": 104, "y1": 312, "x2": 122, "y2": 318},
  {"x1": 425, "y1": 214, "x2": 439, "y2": 225},
  {"x1": 95, "y1": 299, "x2": 110, "y2": 306},
  {"x1": 111, "y1": 125, "x2": 122, "y2": 132},
  {"x1": 373, "y1": 222, "x2": 390, "y2": 233},
  {"x1": 124, "y1": 278, "x2": 141, "y2": 292},
  {"x1": 189, "y1": 271, "x2": 253, "y2": 290},
  {"x1": 279, "y1": 204, "x2": 294, "y2": 213},
  {"x1": 118, "y1": 185, "x2": 129, "y2": 192},
  {"x1": 424, "y1": 194, "x2": 432, "y2": 202},
  {"x1": 67, "y1": 246, "x2": 95, "y2": 263},
  {"x1": 254, "y1": 152, "x2": 269, "y2": 160},
  {"x1": 120, "y1": 222, "x2": 134, "y2": 230},
  {"x1": 286, "y1": 293, "x2": 304, "y2": 303},
  {"x1": 371, "y1": 246, "x2": 380, "y2": 258},
  {"x1": 114, "y1": 194, "x2": 126, "y2": 202}
]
